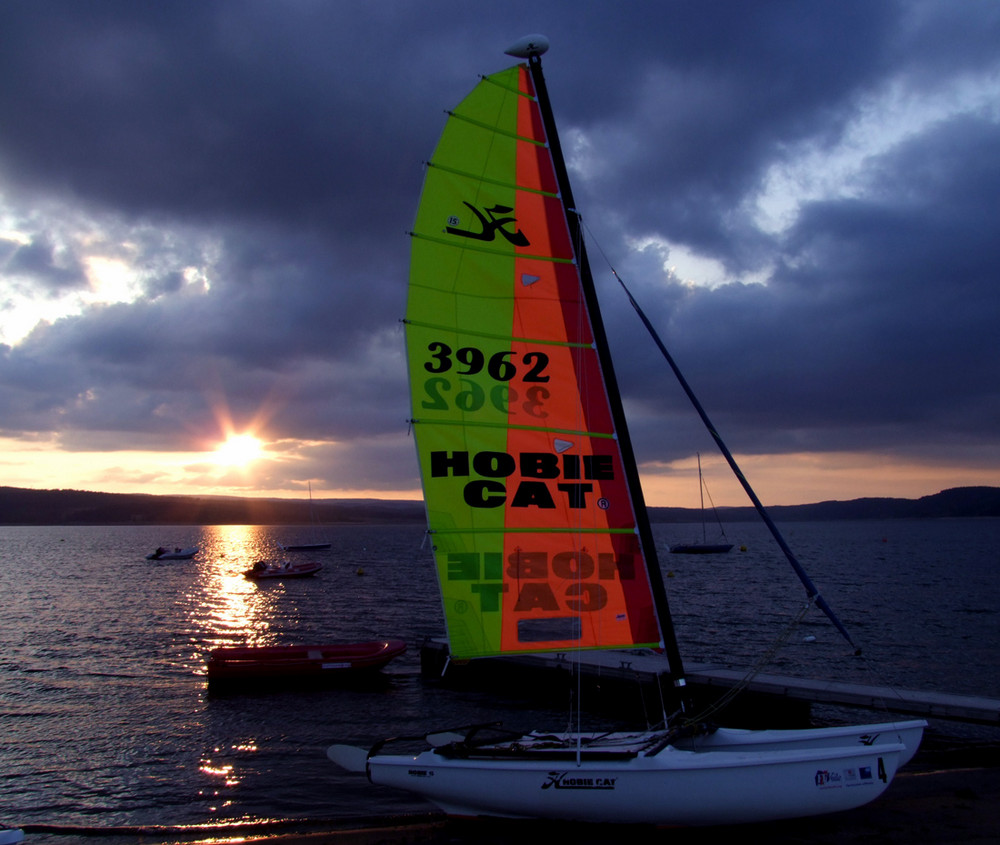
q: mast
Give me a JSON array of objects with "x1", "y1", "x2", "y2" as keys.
[
  {"x1": 697, "y1": 453, "x2": 706, "y2": 543},
  {"x1": 509, "y1": 37, "x2": 689, "y2": 700}
]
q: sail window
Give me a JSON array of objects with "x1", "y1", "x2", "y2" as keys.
[{"x1": 517, "y1": 616, "x2": 582, "y2": 643}]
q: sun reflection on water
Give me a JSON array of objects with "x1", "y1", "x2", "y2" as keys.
[
  {"x1": 199, "y1": 760, "x2": 238, "y2": 786},
  {"x1": 186, "y1": 525, "x2": 288, "y2": 655}
]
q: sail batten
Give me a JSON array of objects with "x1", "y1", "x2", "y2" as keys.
[
  {"x1": 428, "y1": 527, "x2": 638, "y2": 535},
  {"x1": 404, "y1": 319, "x2": 592, "y2": 348},
  {"x1": 478, "y1": 70, "x2": 536, "y2": 97},
  {"x1": 444, "y1": 112, "x2": 547, "y2": 147},
  {"x1": 410, "y1": 418, "x2": 616, "y2": 441},
  {"x1": 425, "y1": 161, "x2": 557, "y2": 196}
]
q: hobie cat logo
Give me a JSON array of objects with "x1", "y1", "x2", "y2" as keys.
[
  {"x1": 542, "y1": 772, "x2": 617, "y2": 790},
  {"x1": 446, "y1": 202, "x2": 530, "y2": 246}
]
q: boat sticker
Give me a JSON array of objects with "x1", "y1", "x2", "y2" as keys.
[
  {"x1": 542, "y1": 772, "x2": 617, "y2": 790},
  {"x1": 815, "y1": 758, "x2": 884, "y2": 788},
  {"x1": 814, "y1": 769, "x2": 843, "y2": 788}
]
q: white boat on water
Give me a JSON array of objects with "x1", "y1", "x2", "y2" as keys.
[
  {"x1": 244, "y1": 559, "x2": 322, "y2": 579},
  {"x1": 328, "y1": 34, "x2": 925, "y2": 825}
]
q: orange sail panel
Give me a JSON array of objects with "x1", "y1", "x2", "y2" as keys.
[{"x1": 406, "y1": 64, "x2": 661, "y2": 658}]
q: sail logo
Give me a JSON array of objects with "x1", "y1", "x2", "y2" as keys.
[
  {"x1": 444, "y1": 548, "x2": 636, "y2": 614},
  {"x1": 542, "y1": 772, "x2": 617, "y2": 790},
  {"x1": 430, "y1": 449, "x2": 614, "y2": 510},
  {"x1": 446, "y1": 201, "x2": 530, "y2": 246}
]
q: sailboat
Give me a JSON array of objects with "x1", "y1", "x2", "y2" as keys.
[
  {"x1": 280, "y1": 482, "x2": 332, "y2": 551},
  {"x1": 669, "y1": 453, "x2": 733, "y2": 554},
  {"x1": 328, "y1": 35, "x2": 925, "y2": 825}
]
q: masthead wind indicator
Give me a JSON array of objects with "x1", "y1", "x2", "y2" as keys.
[{"x1": 504, "y1": 34, "x2": 549, "y2": 58}]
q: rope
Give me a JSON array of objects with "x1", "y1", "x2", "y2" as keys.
[{"x1": 680, "y1": 600, "x2": 815, "y2": 727}]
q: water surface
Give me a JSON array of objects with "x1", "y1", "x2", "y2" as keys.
[{"x1": 1, "y1": 519, "x2": 997, "y2": 835}]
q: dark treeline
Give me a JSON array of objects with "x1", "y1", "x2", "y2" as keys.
[
  {"x1": 0, "y1": 486, "x2": 425, "y2": 526},
  {"x1": 2, "y1": 485, "x2": 999, "y2": 526},
  {"x1": 650, "y1": 485, "x2": 1000, "y2": 522}
]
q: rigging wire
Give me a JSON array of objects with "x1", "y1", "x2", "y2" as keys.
[
  {"x1": 582, "y1": 221, "x2": 862, "y2": 657},
  {"x1": 700, "y1": 463, "x2": 731, "y2": 541},
  {"x1": 683, "y1": 600, "x2": 814, "y2": 726}
]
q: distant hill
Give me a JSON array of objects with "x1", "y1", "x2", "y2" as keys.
[
  {"x1": 649, "y1": 486, "x2": 1000, "y2": 522},
  {"x1": 0, "y1": 486, "x2": 425, "y2": 526},
  {"x1": 1, "y1": 485, "x2": 999, "y2": 526}
]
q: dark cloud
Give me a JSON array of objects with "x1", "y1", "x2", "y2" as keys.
[
  {"x1": 1, "y1": 0, "x2": 998, "y2": 499},
  {"x1": 5, "y1": 237, "x2": 85, "y2": 291}
]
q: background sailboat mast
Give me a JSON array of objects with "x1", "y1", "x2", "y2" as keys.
[
  {"x1": 697, "y1": 453, "x2": 706, "y2": 543},
  {"x1": 519, "y1": 44, "x2": 688, "y2": 696}
]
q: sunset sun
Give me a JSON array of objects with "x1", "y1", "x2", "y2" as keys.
[{"x1": 212, "y1": 434, "x2": 263, "y2": 466}]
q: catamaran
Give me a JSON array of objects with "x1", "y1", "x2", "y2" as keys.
[{"x1": 328, "y1": 34, "x2": 924, "y2": 825}]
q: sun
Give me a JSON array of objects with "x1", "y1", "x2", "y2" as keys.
[{"x1": 212, "y1": 434, "x2": 264, "y2": 466}]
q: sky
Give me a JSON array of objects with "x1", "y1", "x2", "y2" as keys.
[{"x1": 1, "y1": 0, "x2": 999, "y2": 508}]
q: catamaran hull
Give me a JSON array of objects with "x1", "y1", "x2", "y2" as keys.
[
  {"x1": 672, "y1": 720, "x2": 926, "y2": 766},
  {"x1": 363, "y1": 742, "x2": 905, "y2": 825}
]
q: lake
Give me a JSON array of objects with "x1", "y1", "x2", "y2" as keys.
[{"x1": 2, "y1": 519, "x2": 998, "y2": 839}]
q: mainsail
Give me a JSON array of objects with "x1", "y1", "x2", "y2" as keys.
[{"x1": 406, "y1": 63, "x2": 668, "y2": 660}]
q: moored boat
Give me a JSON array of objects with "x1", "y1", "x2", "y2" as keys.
[
  {"x1": 669, "y1": 453, "x2": 733, "y2": 554},
  {"x1": 208, "y1": 640, "x2": 406, "y2": 683},
  {"x1": 243, "y1": 559, "x2": 322, "y2": 579},
  {"x1": 281, "y1": 482, "x2": 331, "y2": 550},
  {"x1": 146, "y1": 546, "x2": 198, "y2": 560}
]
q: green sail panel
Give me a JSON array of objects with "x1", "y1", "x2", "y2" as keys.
[{"x1": 406, "y1": 64, "x2": 660, "y2": 659}]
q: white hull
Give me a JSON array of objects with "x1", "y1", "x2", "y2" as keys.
[
  {"x1": 672, "y1": 719, "x2": 926, "y2": 765},
  {"x1": 331, "y1": 720, "x2": 922, "y2": 825}
]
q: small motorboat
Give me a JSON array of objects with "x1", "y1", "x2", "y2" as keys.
[
  {"x1": 146, "y1": 546, "x2": 199, "y2": 560},
  {"x1": 243, "y1": 559, "x2": 322, "y2": 579},
  {"x1": 207, "y1": 640, "x2": 407, "y2": 684}
]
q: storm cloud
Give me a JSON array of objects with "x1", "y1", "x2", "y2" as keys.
[{"x1": 2, "y1": 1, "x2": 998, "y2": 501}]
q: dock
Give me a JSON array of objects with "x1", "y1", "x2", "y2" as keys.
[{"x1": 420, "y1": 639, "x2": 1000, "y2": 727}]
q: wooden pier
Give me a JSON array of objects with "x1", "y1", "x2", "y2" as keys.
[{"x1": 420, "y1": 640, "x2": 1000, "y2": 727}]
